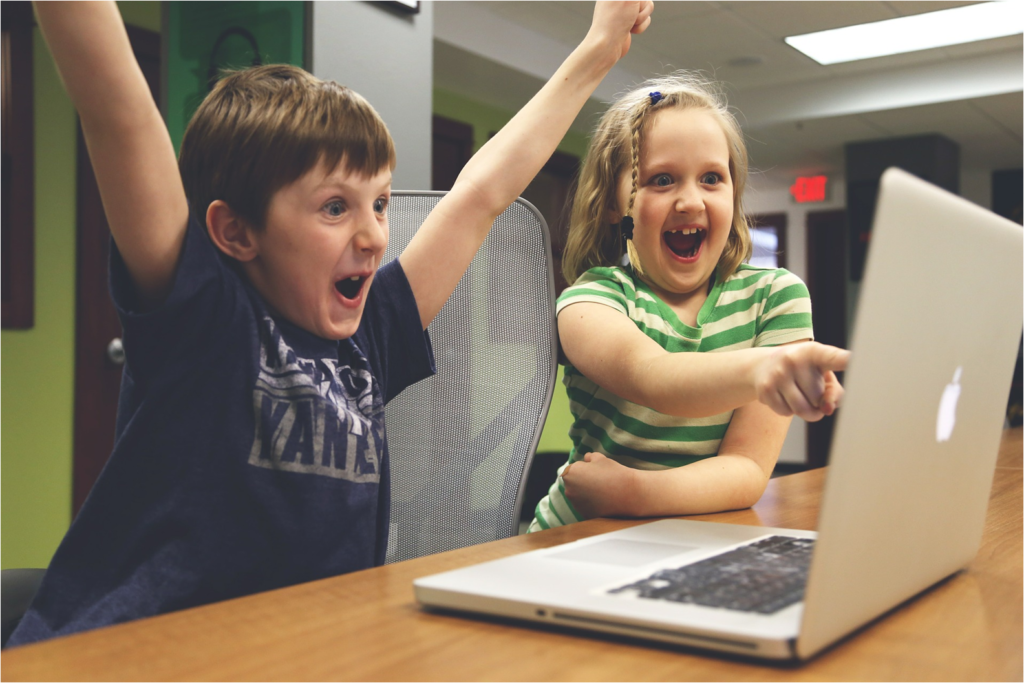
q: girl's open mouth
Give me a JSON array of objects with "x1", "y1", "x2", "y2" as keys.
[
  {"x1": 664, "y1": 228, "x2": 706, "y2": 259},
  {"x1": 335, "y1": 275, "x2": 366, "y2": 301}
]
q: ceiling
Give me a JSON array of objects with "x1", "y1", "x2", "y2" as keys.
[{"x1": 433, "y1": 1, "x2": 1023, "y2": 188}]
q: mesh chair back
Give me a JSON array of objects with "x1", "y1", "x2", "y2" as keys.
[{"x1": 383, "y1": 192, "x2": 557, "y2": 563}]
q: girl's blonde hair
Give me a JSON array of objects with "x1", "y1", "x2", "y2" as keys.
[{"x1": 562, "y1": 72, "x2": 752, "y2": 285}]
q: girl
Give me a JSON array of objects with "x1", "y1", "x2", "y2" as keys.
[{"x1": 529, "y1": 72, "x2": 849, "y2": 531}]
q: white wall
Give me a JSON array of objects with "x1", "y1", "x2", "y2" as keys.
[{"x1": 311, "y1": 1, "x2": 433, "y2": 191}]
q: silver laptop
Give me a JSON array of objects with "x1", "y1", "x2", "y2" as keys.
[{"x1": 413, "y1": 168, "x2": 1024, "y2": 661}]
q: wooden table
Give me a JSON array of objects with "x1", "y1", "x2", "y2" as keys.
[{"x1": 4, "y1": 428, "x2": 1021, "y2": 681}]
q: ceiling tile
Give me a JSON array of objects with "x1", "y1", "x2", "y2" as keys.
[
  {"x1": 552, "y1": 0, "x2": 720, "y2": 20},
  {"x1": 722, "y1": 1, "x2": 896, "y2": 39},
  {"x1": 456, "y1": 0, "x2": 516, "y2": 8},
  {"x1": 861, "y1": 98, "x2": 991, "y2": 136},
  {"x1": 942, "y1": 35, "x2": 1024, "y2": 60},
  {"x1": 859, "y1": 97, "x2": 1023, "y2": 168},
  {"x1": 885, "y1": 1, "x2": 983, "y2": 17},
  {"x1": 633, "y1": 7, "x2": 822, "y2": 86},
  {"x1": 970, "y1": 92, "x2": 1024, "y2": 134},
  {"x1": 638, "y1": 10, "x2": 774, "y2": 68},
  {"x1": 474, "y1": 2, "x2": 589, "y2": 48},
  {"x1": 433, "y1": 0, "x2": 1022, "y2": 181},
  {"x1": 745, "y1": 115, "x2": 884, "y2": 176}
]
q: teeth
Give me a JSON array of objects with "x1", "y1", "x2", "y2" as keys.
[
  {"x1": 350, "y1": 276, "x2": 360, "y2": 281},
  {"x1": 667, "y1": 228, "x2": 703, "y2": 236}
]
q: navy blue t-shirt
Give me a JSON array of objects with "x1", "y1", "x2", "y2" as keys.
[{"x1": 8, "y1": 212, "x2": 434, "y2": 646}]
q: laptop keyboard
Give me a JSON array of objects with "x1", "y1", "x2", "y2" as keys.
[{"x1": 607, "y1": 535, "x2": 815, "y2": 615}]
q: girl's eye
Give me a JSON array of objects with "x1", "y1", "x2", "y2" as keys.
[
  {"x1": 324, "y1": 200, "x2": 345, "y2": 217},
  {"x1": 652, "y1": 174, "x2": 672, "y2": 187},
  {"x1": 701, "y1": 172, "x2": 723, "y2": 186},
  {"x1": 374, "y1": 197, "x2": 388, "y2": 214}
]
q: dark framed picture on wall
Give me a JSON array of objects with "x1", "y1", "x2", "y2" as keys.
[
  {"x1": 378, "y1": 0, "x2": 417, "y2": 13},
  {"x1": 2, "y1": 1, "x2": 35, "y2": 329}
]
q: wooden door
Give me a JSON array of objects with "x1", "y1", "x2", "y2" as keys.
[
  {"x1": 432, "y1": 115, "x2": 473, "y2": 192},
  {"x1": 73, "y1": 26, "x2": 160, "y2": 514},
  {"x1": 519, "y1": 151, "x2": 578, "y2": 296},
  {"x1": 805, "y1": 209, "x2": 847, "y2": 468}
]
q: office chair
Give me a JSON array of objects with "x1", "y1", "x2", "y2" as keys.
[
  {"x1": 1, "y1": 568, "x2": 45, "y2": 648},
  {"x1": 383, "y1": 192, "x2": 558, "y2": 563}
]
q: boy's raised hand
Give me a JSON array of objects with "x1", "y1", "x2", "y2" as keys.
[
  {"x1": 34, "y1": 1, "x2": 188, "y2": 311},
  {"x1": 400, "y1": 1, "x2": 654, "y2": 332},
  {"x1": 754, "y1": 342, "x2": 851, "y2": 422}
]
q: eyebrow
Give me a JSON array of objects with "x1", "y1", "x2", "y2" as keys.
[
  {"x1": 313, "y1": 173, "x2": 393, "y2": 196},
  {"x1": 642, "y1": 160, "x2": 730, "y2": 176}
]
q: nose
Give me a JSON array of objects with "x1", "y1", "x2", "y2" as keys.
[
  {"x1": 355, "y1": 208, "x2": 388, "y2": 256},
  {"x1": 674, "y1": 181, "x2": 705, "y2": 215}
]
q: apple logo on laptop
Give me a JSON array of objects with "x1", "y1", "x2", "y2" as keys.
[{"x1": 936, "y1": 367, "x2": 963, "y2": 443}]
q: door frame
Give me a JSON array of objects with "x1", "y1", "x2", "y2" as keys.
[{"x1": 72, "y1": 26, "x2": 161, "y2": 514}]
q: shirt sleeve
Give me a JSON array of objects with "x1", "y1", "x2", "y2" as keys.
[
  {"x1": 556, "y1": 267, "x2": 630, "y2": 317},
  {"x1": 755, "y1": 269, "x2": 815, "y2": 347},
  {"x1": 356, "y1": 259, "x2": 436, "y2": 404},
  {"x1": 109, "y1": 209, "x2": 246, "y2": 381}
]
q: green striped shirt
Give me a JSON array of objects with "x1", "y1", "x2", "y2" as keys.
[{"x1": 528, "y1": 264, "x2": 814, "y2": 532}]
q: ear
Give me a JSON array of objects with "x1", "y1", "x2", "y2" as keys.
[
  {"x1": 206, "y1": 200, "x2": 258, "y2": 262},
  {"x1": 605, "y1": 205, "x2": 622, "y2": 225}
]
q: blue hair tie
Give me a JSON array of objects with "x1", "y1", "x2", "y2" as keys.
[{"x1": 649, "y1": 91, "x2": 663, "y2": 105}]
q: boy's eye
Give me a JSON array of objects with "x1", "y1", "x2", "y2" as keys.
[
  {"x1": 325, "y1": 200, "x2": 345, "y2": 217},
  {"x1": 374, "y1": 197, "x2": 388, "y2": 214}
]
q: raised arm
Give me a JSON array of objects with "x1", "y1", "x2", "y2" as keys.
[
  {"x1": 399, "y1": 1, "x2": 654, "y2": 328},
  {"x1": 559, "y1": 302, "x2": 849, "y2": 422},
  {"x1": 34, "y1": 1, "x2": 188, "y2": 310}
]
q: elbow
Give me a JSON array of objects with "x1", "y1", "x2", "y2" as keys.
[
  {"x1": 734, "y1": 470, "x2": 771, "y2": 509},
  {"x1": 712, "y1": 458, "x2": 772, "y2": 511},
  {"x1": 449, "y1": 172, "x2": 508, "y2": 221}
]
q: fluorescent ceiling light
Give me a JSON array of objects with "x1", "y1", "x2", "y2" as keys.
[{"x1": 785, "y1": 2, "x2": 1024, "y2": 65}]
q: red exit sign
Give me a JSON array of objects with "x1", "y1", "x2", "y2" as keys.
[{"x1": 790, "y1": 175, "x2": 828, "y2": 203}]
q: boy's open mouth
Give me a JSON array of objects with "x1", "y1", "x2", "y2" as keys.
[
  {"x1": 664, "y1": 228, "x2": 706, "y2": 259},
  {"x1": 335, "y1": 275, "x2": 366, "y2": 301}
]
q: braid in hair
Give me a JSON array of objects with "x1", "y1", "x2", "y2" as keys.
[{"x1": 623, "y1": 92, "x2": 663, "y2": 277}]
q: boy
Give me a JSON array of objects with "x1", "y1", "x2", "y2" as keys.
[{"x1": 9, "y1": 1, "x2": 653, "y2": 645}]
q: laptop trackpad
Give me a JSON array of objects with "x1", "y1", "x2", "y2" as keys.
[{"x1": 547, "y1": 539, "x2": 698, "y2": 567}]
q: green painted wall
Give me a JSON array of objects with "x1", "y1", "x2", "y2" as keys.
[
  {"x1": 1, "y1": 27, "x2": 78, "y2": 570},
  {"x1": 1, "y1": 3, "x2": 161, "y2": 570},
  {"x1": 536, "y1": 366, "x2": 572, "y2": 453},
  {"x1": 165, "y1": 1, "x2": 306, "y2": 152},
  {"x1": 117, "y1": 1, "x2": 162, "y2": 33}
]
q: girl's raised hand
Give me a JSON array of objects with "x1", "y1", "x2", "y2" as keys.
[
  {"x1": 588, "y1": 1, "x2": 655, "y2": 61},
  {"x1": 753, "y1": 342, "x2": 851, "y2": 422}
]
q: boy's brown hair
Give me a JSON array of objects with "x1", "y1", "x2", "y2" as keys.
[{"x1": 179, "y1": 64, "x2": 396, "y2": 230}]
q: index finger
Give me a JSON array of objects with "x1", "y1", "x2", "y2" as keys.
[{"x1": 814, "y1": 344, "x2": 850, "y2": 373}]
